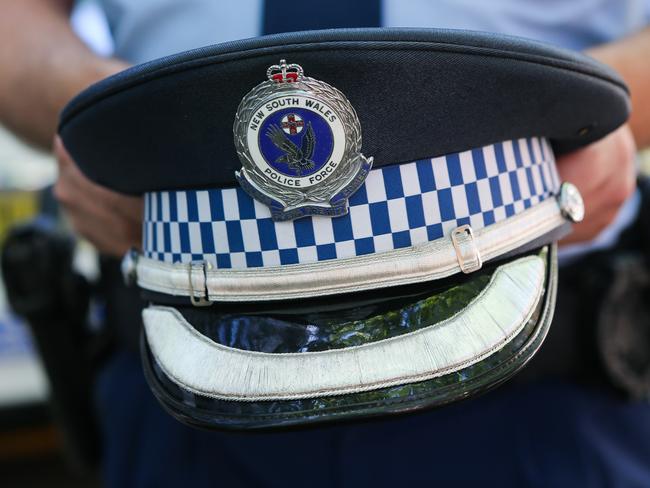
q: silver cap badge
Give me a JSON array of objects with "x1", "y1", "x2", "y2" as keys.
[{"x1": 234, "y1": 60, "x2": 373, "y2": 221}]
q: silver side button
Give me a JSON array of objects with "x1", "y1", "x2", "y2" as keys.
[{"x1": 557, "y1": 182, "x2": 585, "y2": 223}]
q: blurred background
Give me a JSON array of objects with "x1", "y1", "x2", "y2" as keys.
[
  {"x1": 0, "y1": 128, "x2": 98, "y2": 486},
  {"x1": 0, "y1": 3, "x2": 106, "y2": 485},
  {"x1": 1, "y1": 1, "x2": 649, "y2": 487}
]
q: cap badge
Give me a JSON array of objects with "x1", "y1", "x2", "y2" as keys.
[{"x1": 234, "y1": 60, "x2": 373, "y2": 221}]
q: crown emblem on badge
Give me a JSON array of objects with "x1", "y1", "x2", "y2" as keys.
[
  {"x1": 233, "y1": 60, "x2": 373, "y2": 221},
  {"x1": 266, "y1": 59, "x2": 304, "y2": 83}
]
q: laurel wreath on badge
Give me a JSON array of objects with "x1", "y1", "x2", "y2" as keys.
[{"x1": 233, "y1": 60, "x2": 373, "y2": 221}]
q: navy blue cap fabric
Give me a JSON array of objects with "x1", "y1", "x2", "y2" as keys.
[{"x1": 58, "y1": 28, "x2": 629, "y2": 195}]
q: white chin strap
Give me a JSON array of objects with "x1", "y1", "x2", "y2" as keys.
[{"x1": 131, "y1": 194, "x2": 570, "y2": 302}]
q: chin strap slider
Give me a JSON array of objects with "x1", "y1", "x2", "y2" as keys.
[
  {"x1": 189, "y1": 261, "x2": 213, "y2": 307},
  {"x1": 451, "y1": 225, "x2": 482, "y2": 274}
]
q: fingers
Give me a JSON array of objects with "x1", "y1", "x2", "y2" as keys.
[
  {"x1": 560, "y1": 208, "x2": 618, "y2": 245},
  {"x1": 557, "y1": 125, "x2": 637, "y2": 245},
  {"x1": 65, "y1": 205, "x2": 141, "y2": 255},
  {"x1": 53, "y1": 136, "x2": 144, "y2": 257}
]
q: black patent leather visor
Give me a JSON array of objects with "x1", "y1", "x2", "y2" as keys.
[{"x1": 142, "y1": 247, "x2": 556, "y2": 430}]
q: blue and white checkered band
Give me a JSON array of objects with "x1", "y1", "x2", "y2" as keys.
[{"x1": 143, "y1": 137, "x2": 560, "y2": 269}]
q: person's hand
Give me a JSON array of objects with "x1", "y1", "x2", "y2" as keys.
[
  {"x1": 557, "y1": 124, "x2": 637, "y2": 245},
  {"x1": 53, "y1": 136, "x2": 143, "y2": 257}
]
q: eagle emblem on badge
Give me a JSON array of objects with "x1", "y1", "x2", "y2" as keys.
[
  {"x1": 266, "y1": 121, "x2": 316, "y2": 175},
  {"x1": 233, "y1": 60, "x2": 373, "y2": 221}
]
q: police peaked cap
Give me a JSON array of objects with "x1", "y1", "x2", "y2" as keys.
[{"x1": 59, "y1": 28, "x2": 628, "y2": 430}]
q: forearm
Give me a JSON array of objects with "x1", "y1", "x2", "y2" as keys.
[
  {"x1": 0, "y1": 0, "x2": 128, "y2": 148},
  {"x1": 588, "y1": 27, "x2": 650, "y2": 150}
]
